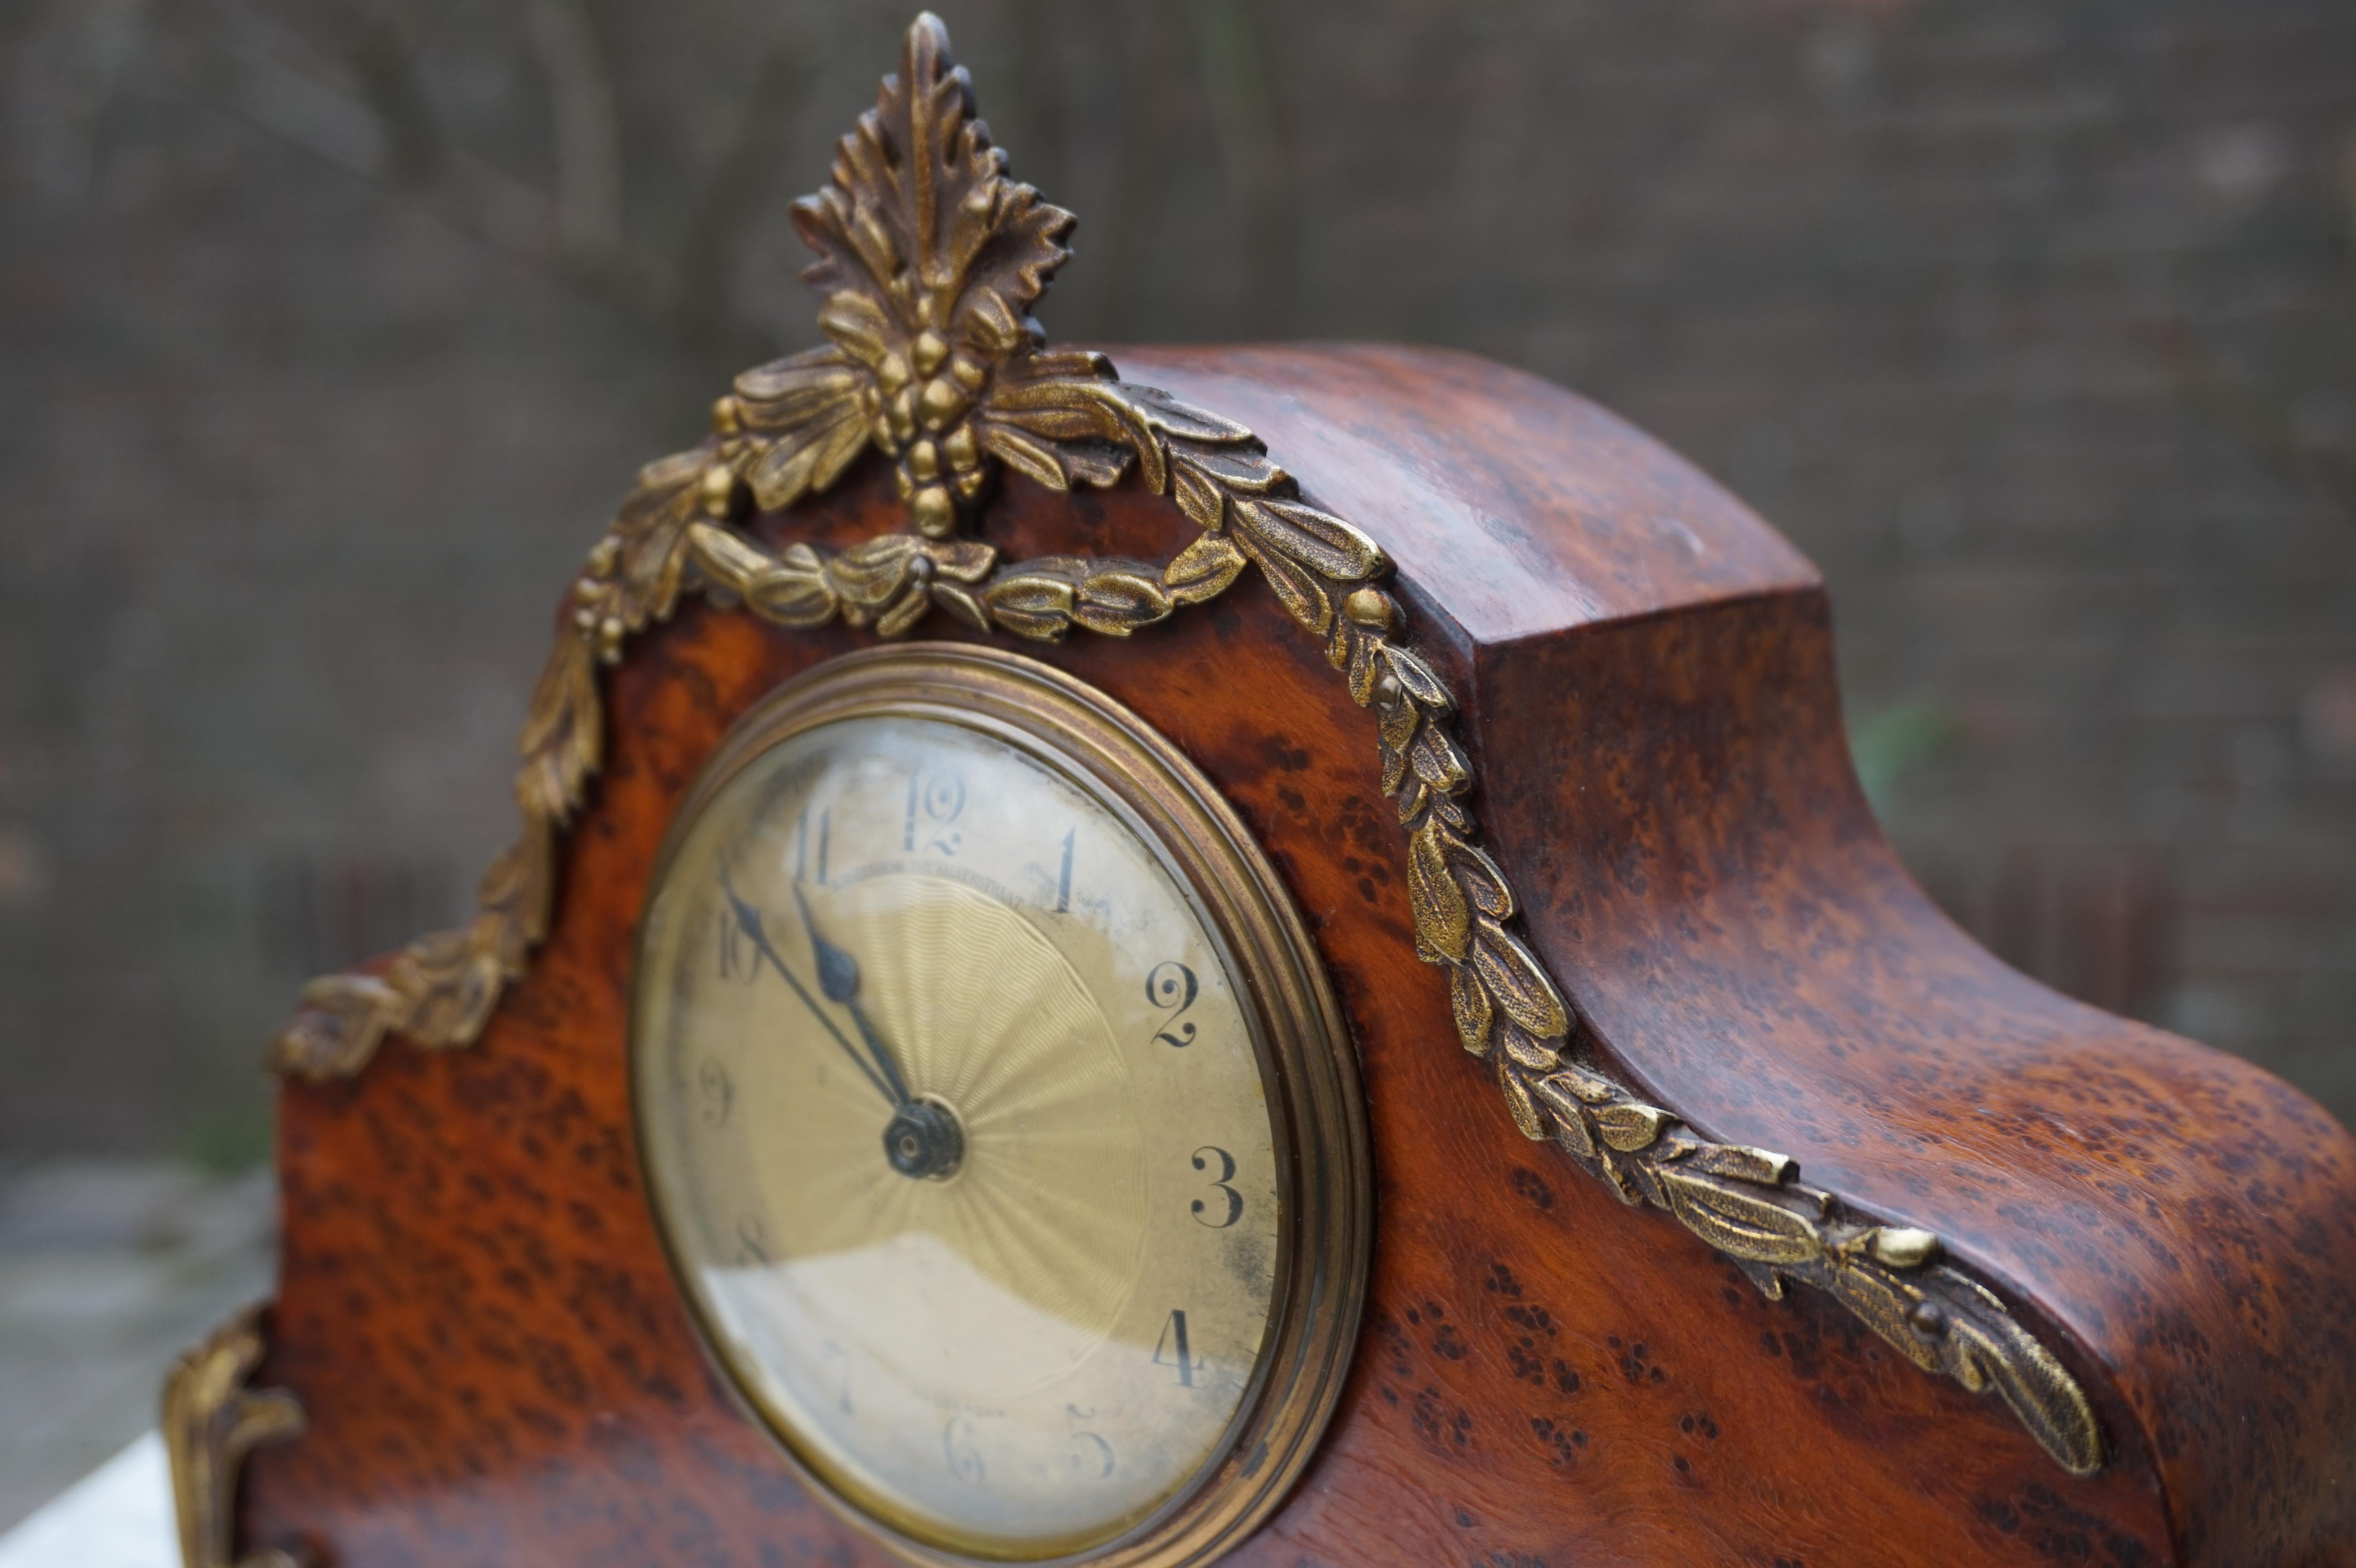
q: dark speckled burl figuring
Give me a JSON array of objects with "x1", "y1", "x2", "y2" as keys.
[{"x1": 235, "y1": 343, "x2": 2356, "y2": 1568}]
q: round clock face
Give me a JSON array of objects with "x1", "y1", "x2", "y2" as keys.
[{"x1": 631, "y1": 650, "x2": 1365, "y2": 1566}]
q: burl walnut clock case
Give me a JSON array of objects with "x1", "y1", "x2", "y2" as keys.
[{"x1": 167, "y1": 18, "x2": 2356, "y2": 1568}]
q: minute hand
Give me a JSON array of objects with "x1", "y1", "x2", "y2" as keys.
[
  {"x1": 720, "y1": 875, "x2": 896, "y2": 1106},
  {"x1": 792, "y1": 883, "x2": 915, "y2": 1106}
]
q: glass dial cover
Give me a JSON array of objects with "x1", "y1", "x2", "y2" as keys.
[{"x1": 634, "y1": 706, "x2": 1295, "y2": 1561}]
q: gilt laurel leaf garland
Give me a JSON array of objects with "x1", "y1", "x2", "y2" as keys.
[{"x1": 263, "y1": 12, "x2": 2102, "y2": 1477}]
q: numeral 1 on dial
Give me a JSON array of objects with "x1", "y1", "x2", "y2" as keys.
[
  {"x1": 717, "y1": 907, "x2": 750, "y2": 981},
  {"x1": 795, "y1": 806, "x2": 829, "y2": 885}
]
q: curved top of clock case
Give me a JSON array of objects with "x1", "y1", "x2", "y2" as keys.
[{"x1": 1108, "y1": 339, "x2": 2356, "y2": 1562}]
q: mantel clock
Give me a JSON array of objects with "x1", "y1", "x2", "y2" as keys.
[{"x1": 168, "y1": 17, "x2": 2356, "y2": 1568}]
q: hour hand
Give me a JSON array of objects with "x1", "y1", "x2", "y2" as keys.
[{"x1": 792, "y1": 884, "x2": 915, "y2": 1106}]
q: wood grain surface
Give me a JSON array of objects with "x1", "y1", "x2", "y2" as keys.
[{"x1": 242, "y1": 346, "x2": 2356, "y2": 1567}]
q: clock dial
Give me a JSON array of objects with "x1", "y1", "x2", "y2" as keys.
[{"x1": 633, "y1": 711, "x2": 1289, "y2": 1560}]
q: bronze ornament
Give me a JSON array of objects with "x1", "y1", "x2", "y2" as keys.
[
  {"x1": 260, "y1": 12, "x2": 2102, "y2": 1479},
  {"x1": 164, "y1": 1305, "x2": 307, "y2": 1568}
]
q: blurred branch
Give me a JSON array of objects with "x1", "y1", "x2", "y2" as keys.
[
  {"x1": 1072, "y1": 0, "x2": 1178, "y2": 338},
  {"x1": 671, "y1": 29, "x2": 816, "y2": 350},
  {"x1": 2160, "y1": 318, "x2": 2356, "y2": 521},
  {"x1": 18, "y1": 0, "x2": 154, "y2": 197},
  {"x1": 2154, "y1": 128, "x2": 2356, "y2": 524},
  {"x1": 324, "y1": 0, "x2": 444, "y2": 188},
  {"x1": 2343, "y1": 128, "x2": 2356, "y2": 317},
  {"x1": 999, "y1": 0, "x2": 1068, "y2": 226},
  {"x1": 1190, "y1": 0, "x2": 1293, "y2": 336},
  {"x1": 211, "y1": 0, "x2": 804, "y2": 358},
  {"x1": 522, "y1": 0, "x2": 622, "y2": 257}
]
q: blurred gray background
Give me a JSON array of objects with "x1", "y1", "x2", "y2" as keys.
[{"x1": 2, "y1": 0, "x2": 2353, "y2": 1524}]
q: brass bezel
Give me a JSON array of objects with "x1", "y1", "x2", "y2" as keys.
[{"x1": 629, "y1": 642, "x2": 1373, "y2": 1568}]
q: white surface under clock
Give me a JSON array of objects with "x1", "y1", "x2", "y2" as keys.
[{"x1": 0, "y1": 1434, "x2": 174, "y2": 1568}]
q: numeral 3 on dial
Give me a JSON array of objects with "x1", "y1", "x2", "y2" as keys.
[{"x1": 1190, "y1": 1146, "x2": 1242, "y2": 1227}]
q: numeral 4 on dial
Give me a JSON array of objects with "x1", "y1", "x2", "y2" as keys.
[{"x1": 1153, "y1": 1309, "x2": 1205, "y2": 1388}]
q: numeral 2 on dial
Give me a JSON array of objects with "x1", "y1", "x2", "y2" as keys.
[{"x1": 1146, "y1": 961, "x2": 1198, "y2": 1047}]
